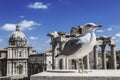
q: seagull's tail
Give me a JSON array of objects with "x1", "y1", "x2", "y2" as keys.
[
  {"x1": 55, "y1": 54, "x2": 60, "y2": 58},
  {"x1": 55, "y1": 54, "x2": 65, "y2": 60}
]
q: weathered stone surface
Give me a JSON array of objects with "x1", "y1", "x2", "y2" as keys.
[
  {"x1": 31, "y1": 76, "x2": 120, "y2": 80},
  {"x1": 31, "y1": 70, "x2": 120, "y2": 80}
]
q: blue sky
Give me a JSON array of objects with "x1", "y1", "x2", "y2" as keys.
[{"x1": 0, "y1": 0, "x2": 120, "y2": 52}]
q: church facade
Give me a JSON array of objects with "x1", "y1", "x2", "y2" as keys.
[{"x1": 0, "y1": 25, "x2": 34, "y2": 79}]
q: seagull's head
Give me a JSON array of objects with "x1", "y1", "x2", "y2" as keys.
[{"x1": 83, "y1": 23, "x2": 102, "y2": 33}]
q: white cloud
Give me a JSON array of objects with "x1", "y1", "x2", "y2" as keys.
[
  {"x1": 27, "y1": 28, "x2": 33, "y2": 30},
  {"x1": 27, "y1": 2, "x2": 48, "y2": 9},
  {"x1": 20, "y1": 16, "x2": 24, "y2": 18},
  {"x1": 107, "y1": 27, "x2": 112, "y2": 31},
  {"x1": 96, "y1": 30, "x2": 104, "y2": 33},
  {"x1": 0, "y1": 39, "x2": 3, "y2": 42},
  {"x1": 1, "y1": 20, "x2": 40, "y2": 31},
  {"x1": 29, "y1": 36, "x2": 38, "y2": 40},
  {"x1": 2, "y1": 24, "x2": 16, "y2": 31},
  {"x1": 19, "y1": 20, "x2": 40, "y2": 30},
  {"x1": 115, "y1": 33, "x2": 120, "y2": 37}
]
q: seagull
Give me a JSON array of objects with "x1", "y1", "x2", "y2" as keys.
[{"x1": 56, "y1": 23, "x2": 102, "y2": 72}]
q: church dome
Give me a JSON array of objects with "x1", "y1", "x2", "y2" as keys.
[
  {"x1": 9, "y1": 25, "x2": 27, "y2": 46},
  {"x1": 10, "y1": 25, "x2": 26, "y2": 39}
]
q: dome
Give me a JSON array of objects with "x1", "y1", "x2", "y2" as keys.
[
  {"x1": 10, "y1": 25, "x2": 26, "y2": 39},
  {"x1": 11, "y1": 31, "x2": 26, "y2": 39},
  {"x1": 9, "y1": 25, "x2": 27, "y2": 46}
]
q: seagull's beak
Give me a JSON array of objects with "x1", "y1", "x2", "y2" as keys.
[{"x1": 94, "y1": 25, "x2": 102, "y2": 28}]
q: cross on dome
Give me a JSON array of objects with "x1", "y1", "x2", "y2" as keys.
[{"x1": 16, "y1": 25, "x2": 20, "y2": 31}]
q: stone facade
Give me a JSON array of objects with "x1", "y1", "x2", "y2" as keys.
[
  {"x1": 28, "y1": 53, "x2": 44, "y2": 76},
  {"x1": 0, "y1": 49, "x2": 7, "y2": 76},
  {"x1": 45, "y1": 50, "x2": 52, "y2": 70},
  {"x1": 0, "y1": 25, "x2": 34, "y2": 79},
  {"x1": 6, "y1": 25, "x2": 33, "y2": 79}
]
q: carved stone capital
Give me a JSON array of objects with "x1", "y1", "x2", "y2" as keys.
[
  {"x1": 99, "y1": 44, "x2": 106, "y2": 48},
  {"x1": 109, "y1": 44, "x2": 116, "y2": 47}
]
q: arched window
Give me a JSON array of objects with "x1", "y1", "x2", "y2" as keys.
[
  {"x1": 19, "y1": 51, "x2": 22, "y2": 57},
  {"x1": 17, "y1": 64, "x2": 23, "y2": 74}
]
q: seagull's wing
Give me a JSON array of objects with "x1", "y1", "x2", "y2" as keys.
[{"x1": 60, "y1": 37, "x2": 83, "y2": 56}]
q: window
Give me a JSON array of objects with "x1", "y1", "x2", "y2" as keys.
[
  {"x1": 18, "y1": 64, "x2": 23, "y2": 74},
  {"x1": 19, "y1": 51, "x2": 22, "y2": 57},
  {"x1": 72, "y1": 59, "x2": 77, "y2": 69}
]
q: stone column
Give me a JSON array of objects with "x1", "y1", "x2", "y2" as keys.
[
  {"x1": 59, "y1": 42, "x2": 62, "y2": 52},
  {"x1": 110, "y1": 44, "x2": 117, "y2": 69},
  {"x1": 7, "y1": 62, "x2": 9, "y2": 75},
  {"x1": 59, "y1": 41, "x2": 68, "y2": 69},
  {"x1": 93, "y1": 46, "x2": 98, "y2": 69},
  {"x1": 52, "y1": 47, "x2": 55, "y2": 70},
  {"x1": 13, "y1": 62, "x2": 15, "y2": 75},
  {"x1": 62, "y1": 58, "x2": 64, "y2": 69},
  {"x1": 52, "y1": 45, "x2": 55, "y2": 69},
  {"x1": 52, "y1": 42, "x2": 57, "y2": 69},
  {"x1": 84, "y1": 54, "x2": 90, "y2": 69},
  {"x1": 12, "y1": 61, "x2": 13, "y2": 75},
  {"x1": 68, "y1": 59, "x2": 72, "y2": 69},
  {"x1": 59, "y1": 42, "x2": 65, "y2": 52},
  {"x1": 64, "y1": 57, "x2": 69, "y2": 70},
  {"x1": 100, "y1": 45, "x2": 107, "y2": 69}
]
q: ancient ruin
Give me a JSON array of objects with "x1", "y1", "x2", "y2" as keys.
[{"x1": 47, "y1": 26, "x2": 117, "y2": 70}]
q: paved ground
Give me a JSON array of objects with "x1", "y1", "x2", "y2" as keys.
[{"x1": 32, "y1": 69, "x2": 120, "y2": 77}]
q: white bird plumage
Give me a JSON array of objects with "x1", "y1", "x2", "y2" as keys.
[{"x1": 56, "y1": 23, "x2": 102, "y2": 60}]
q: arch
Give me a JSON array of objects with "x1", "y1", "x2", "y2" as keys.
[
  {"x1": 71, "y1": 59, "x2": 77, "y2": 69},
  {"x1": 17, "y1": 64, "x2": 23, "y2": 74}
]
